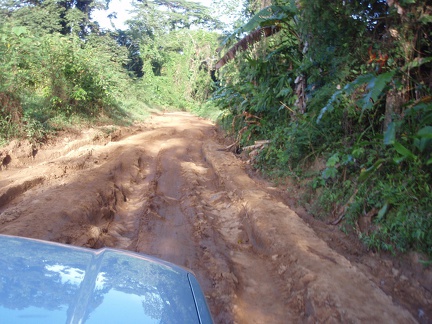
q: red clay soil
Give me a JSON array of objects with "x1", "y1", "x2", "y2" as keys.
[{"x1": 0, "y1": 112, "x2": 430, "y2": 323}]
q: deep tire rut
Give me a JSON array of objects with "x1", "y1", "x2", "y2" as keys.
[{"x1": 0, "y1": 112, "x2": 428, "y2": 323}]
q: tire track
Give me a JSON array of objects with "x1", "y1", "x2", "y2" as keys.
[{"x1": 0, "y1": 112, "x2": 424, "y2": 323}]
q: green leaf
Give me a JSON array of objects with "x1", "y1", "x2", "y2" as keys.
[
  {"x1": 419, "y1": 14, "x2": 432, "y2": 24},
  {"x1": 393, "y1": 156, "x2": 405, "y2": 164},
  {"x1": 404, "y1": 57, "x2": 432, "y2": 70},
  {"x1": 317, "y1": 90, "x2": 341, "y2": 122},
  {"x1": 343, "y1": 74, "x2": 375, "y2": 95},
  {"x1": 377, "y1": 203, "x2": 389, "y2": 221},
  {"x1": 361, "y1": 71, "x2": 396, "y2": 110},
  {"x1": 414, "y1": 133, "x2": 432, "y2": 153},
  {"x1": 352, "y1": 147, "x2": 365, "y2": 159},
  {"x1": 318, "y1": 74, "x2": 376, "y2": 123},
  {"x1": 399, "y1": 0, "x2": 417, "y2": 5},
  {"x1": 384, "y1": 122, "x2": 396, "y2": 145},
  {"x1": 358, "y1": 159, "x2": 384, "y2": 183},
  {"x1": 276, "y1": 87, "x2": 292, "y2": 98},
  {"x1": 326, "y1": 153, "x2": 340, "y2": 167},
  {"x1": 394, "y1": 142, "x2": 416, "y2": 160},
  {"x1": 12, "y1": 26, "x2": 28, "y2": 36},
  {"x1": 322, "y1": 167, "x2": 338, "y2": 179},
  {"x1": 417, "y1": 126, "x2": 432, "y2": 139}
]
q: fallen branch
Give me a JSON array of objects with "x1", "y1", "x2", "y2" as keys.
[
  {"x1": 255, "y1": 140, "x2": 271, "y2": 145},
  {"x1": 218, "y1": 142, "x2": 238, "y2": 152},
  {"x1": 243, "y1": 140, "x2": 271, "y2": 151},
  {"x1": 329, "y1": 188, "x2": 358, "y2": 225}
]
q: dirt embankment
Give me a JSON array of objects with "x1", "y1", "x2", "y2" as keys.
[{"x1": 0, "y1": 112, "x2": 430, "y2": 323}]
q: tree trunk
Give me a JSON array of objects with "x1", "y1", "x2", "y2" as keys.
[
  {"x1": 294, "y1": 75, "x2": 306, "y2": 114},
  {"x1": 384, "y1": 82, "x2": 404, "y2": 131},
  {"x1": 260, "y1": 0, "x2": 271, "y2": 9}
]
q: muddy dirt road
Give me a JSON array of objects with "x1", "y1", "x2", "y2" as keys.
[{"x1": 0, "y1": 112, "x2": 430, "y2": 323}]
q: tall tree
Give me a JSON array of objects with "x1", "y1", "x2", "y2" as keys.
[
  {"x1": 134, "y1": 0, "x2": 221, "y2": 30},
  {"x1": 0, "y1": 0, "x2": 109, "y2": 35}
]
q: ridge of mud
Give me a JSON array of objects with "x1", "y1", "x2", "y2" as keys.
[
  {"x1": 0, "y1": 176, "x2": 45, "y2": 210},
  {"x1": 203, "y1": 141, "x2": 417, "y2": 323},
  {"x1": 0, "y1": 125, "x2": 141, "y2": 170},
  {"x1": 0, "y1": 112, "x2": 429, "y2": 323}
]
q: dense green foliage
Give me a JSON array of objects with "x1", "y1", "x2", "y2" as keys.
[
  {"x1": 125, "y1": 0, "x2": 220, "y2": 113},
  {"x1": 1, "y1": 0, "x2": 430, "y2": 256},
  {"x1": 213, "y1": 0, "x2": 432, "y2": 255},
  {"x1": 0, "y1": 20, "x2": 131, "y2": 143},
  {"x1": 0, "y1": 0, "x2": 220, "y2": 145}
]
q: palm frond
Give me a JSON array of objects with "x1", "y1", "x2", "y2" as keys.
[
  {"x1": 215, "y1": 4, "x2": 297, "y2": 69},
  {"x1": 215, "y1": 25, "x2": 281, "y2": 69}
]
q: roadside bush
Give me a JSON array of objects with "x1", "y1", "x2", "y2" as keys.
[
  {"x1": 213, "y1": 0, "x2": 432, "y2": 256},
  {"x1": 0, "y1": 22, "x2": 135, "y2": 143}
]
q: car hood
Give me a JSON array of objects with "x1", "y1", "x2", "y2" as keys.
[{"x1": 0, "y1": 235, "x2": 212, "y2": 323}]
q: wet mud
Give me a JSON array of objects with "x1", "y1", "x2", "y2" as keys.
[{"x1": 0, "y1": 112, "x2": 430, "y2": 323}]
